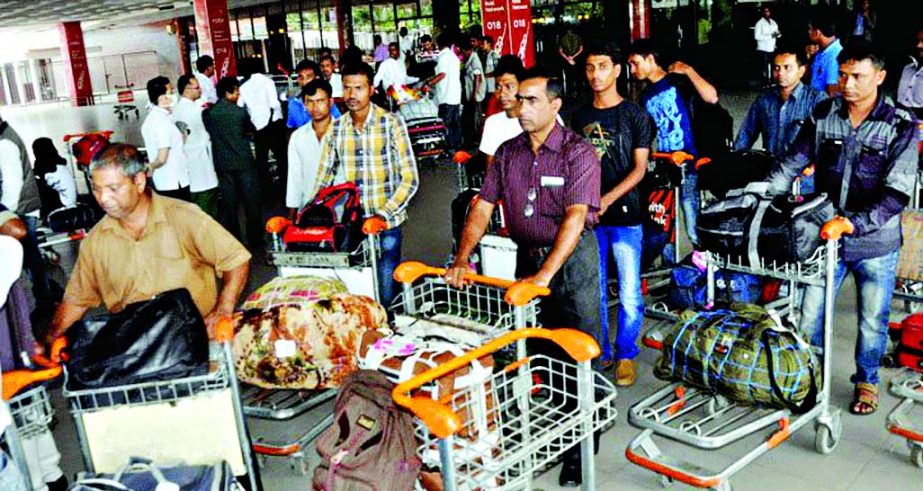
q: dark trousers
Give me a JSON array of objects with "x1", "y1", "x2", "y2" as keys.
[
  {"x1": 20, "y1": 215, "x2": 58, "y2": 309},
  {"x1": 516, "y1": 230, "x2": 602, "y2": 463},
  {"x1": 462, "y1": 99, "x2": 483, "y2": 147},
  {"x1": 154, "y1": 186, "x2": 191, "y2": 202},
  {"x1": 438, "y1": 103, "x2": 461, "y2": 151},
  {"x1": 217, "y1": 168, "x2": 264, "y2": 248},
  {"x1": 254, "y1": 120, "x2": 288, "y2": 196}
]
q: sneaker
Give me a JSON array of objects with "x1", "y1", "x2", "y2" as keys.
[{"x1": 615, "y1": 359, "x2": 637, "y2": 387}]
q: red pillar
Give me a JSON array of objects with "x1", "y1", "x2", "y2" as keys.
[
  {"x1": 629, "y1": 0, "x2": 652, "y2": 41},
  {"x1": 193, "y1": 0, "x2": 237, "y2": 78},
  {"x1": 174, "y1": 19, "x2": 193, "y2": 76},
  {"x1": 57, "y1": 21, "x2": 93, "y2": 107},
  {"x1": 334, "y1": 0, "x2": 353, "y2": 52}
]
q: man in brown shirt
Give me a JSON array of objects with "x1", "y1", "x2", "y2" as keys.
[{"x1": 45, "y1": 144, "x2": 251, "y2": 343}]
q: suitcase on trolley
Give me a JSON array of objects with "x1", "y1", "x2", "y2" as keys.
[{"x1": 897, "y1": 313, "x2": 923, "y2": 371}]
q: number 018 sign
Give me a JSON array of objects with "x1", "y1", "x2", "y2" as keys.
[{"x1": 480, "y1": 0, "x2": 535, "y2": 67}]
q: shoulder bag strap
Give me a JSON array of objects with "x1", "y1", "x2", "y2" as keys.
[{"x1": 760, "y1": 328, "x2": 818, "y2": 415}]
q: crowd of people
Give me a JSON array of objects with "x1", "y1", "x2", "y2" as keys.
[{"x1": 0, "y1": 10, "x2": 920, "y2": 489}]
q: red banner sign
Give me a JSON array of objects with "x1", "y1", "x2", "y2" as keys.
[
  {"x1": 481, "y1": 0, "x2": 535, "y2": 68},
  {"x1": 193, "y1": 0, "x2": 237, "y2": 78},
  {"x1": 57, "y1": 22, "x2": 93, "y2": 107}
]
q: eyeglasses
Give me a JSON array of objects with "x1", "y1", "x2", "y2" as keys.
[{"x1": 524, "y1": 186, "x2": 537, "y2": 218}]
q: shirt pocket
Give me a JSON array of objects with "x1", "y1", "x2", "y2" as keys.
[
  {"x1": 151, "y1": 229, "x2": 191, "y2": 289},
  {"x1": 539, "y1": 174, "x2": 567, "y2": 219},
  {"x1": 817, "y1": 138, "x2": 844, "y2": 173},
  {"x1": 854, "y1": 143, "x2": 888, "y2": 179}
]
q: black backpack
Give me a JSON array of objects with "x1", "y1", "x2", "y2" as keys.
[{"x1": 689, "y1": 96, "x2": 734, "y2": 160}]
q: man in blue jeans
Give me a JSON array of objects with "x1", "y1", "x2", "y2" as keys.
[
  {"x1": 572, "y1": 42, "x2": 653, "y2": 386},
  {"x1": 766, "y1": 43, "x2": 919, "y2": 415},
  {"x1": 314, "y1": 62, "x2": 419, "y2": 306},
  {"x1": 627, "y1": 40, "x2": 718, "y2": 250}
]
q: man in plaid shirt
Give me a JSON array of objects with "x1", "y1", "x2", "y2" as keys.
[
  {"x1": 314, "y1": 62, "x2": 419, "y2": 306},
  {"x1": 766, "y1": 43, "x2": 919, "y2": 415}
]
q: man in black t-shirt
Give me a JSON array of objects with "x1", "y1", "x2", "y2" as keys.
[
  {"x1": 572, "y1": 42, "x2": 653, "y2": 386},
  {"x1": 562, "y1": 41, "x2": 653, "y2": 487}
]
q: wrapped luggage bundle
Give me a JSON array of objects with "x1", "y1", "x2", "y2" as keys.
[
  {"x1": 655, "y1": 304, "x2": 821, "y2": 413},
  {"x1": 233, "y1": 276, "x2": 387, "y2": 390}
]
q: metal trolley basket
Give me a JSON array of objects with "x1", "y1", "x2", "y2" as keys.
[
  {"x1": 62, "y1": 321, "x2": 260, "y2": 490},
  {"x1": 248, "y1": 217, "x2": 389, "y2": 472},
  {"x1": 393, "y1": 328, "x2": 617, "y2": 491},
  {"x1": 887, "y1": 371, "x2": 923, "y2": 467},
  {"x1": 390, "y1": 262, "x2": 542, "y2": 347},
  {"x1": 626, "y1": 234, "x2": 844, "y2": 491}
]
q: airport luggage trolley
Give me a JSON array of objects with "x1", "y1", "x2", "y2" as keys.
[
  {"x1": 887, "y1": 371, "x2": 923, "y2": 467},
  {"x1": 626, "y1": 233, "x2": 844, "y2": 491},
  {"x1": 396, "y1": 91, "x2": 447, "y2": 163},
  {"x1": 247, "y1": 216, "x2": 389, "y2": 472},
  {"x1": 393, "y1": 328, "x2": 618, "y2": 491},
  {"x1": 390, "y1": 261, "x2": 545, "y2": 347},
  {"x1": 61, "y1": 321, "x2": 260, "y2": 491},
  {"x1": 1, "y1": 356, "x2": 64, "y2": 491}
]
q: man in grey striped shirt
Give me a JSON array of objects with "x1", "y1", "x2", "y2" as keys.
[{"x1": 766, "y1": 43, "x2": 919, "y2": 416}]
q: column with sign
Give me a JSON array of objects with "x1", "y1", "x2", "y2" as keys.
[
  {"x1": 193, "y1": 0, "x2": 237, "y2": 78},
  {"x1": 508, "y1": 0, "x2": 535, "y2": 67},
  {"x1": 57, "y1": 21, "x2": 93, "y2": 107},
  {"x1": 482, "y1": 0, "x2": 508, "y2": 59}
]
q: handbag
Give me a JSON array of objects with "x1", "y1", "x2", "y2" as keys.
[{"x1": 64, "y1": 288, "x2": 209, "y2": 390}]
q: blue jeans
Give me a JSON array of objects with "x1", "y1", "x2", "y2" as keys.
[
  {"x1": 377, "y1": 227, "x2": 402, "y2": 308},
  {"x1": 596, "y1": 224, "x2": 644, "y2": 361},
  {"x1": 681, "y1": 171, "x2": 699, "y2": 245},
  {"x1": 20, "y1": 215, "x2": 56, "y2": 306},
  {"x1": 798, "y1": 249, "x2": 899, "y2": 385}
]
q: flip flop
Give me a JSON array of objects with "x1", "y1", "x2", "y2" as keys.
[{"x1": 850, "y1": 382, "x2": 878, "y2": 415}]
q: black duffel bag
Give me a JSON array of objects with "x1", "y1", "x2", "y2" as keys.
[
  {"x1": 697, "y1": 190, "x2": 834, "y2": 267},
  {"x1": 697, "y1": 150, "x2": 775, "y2": 199},
  {"x1": 64, "y1": 288, "x2": 209, "y2": 390}
]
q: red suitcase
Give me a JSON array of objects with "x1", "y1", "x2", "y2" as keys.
[{"x1": 897, "y1": 313, "x2": 923, "y2": 372}]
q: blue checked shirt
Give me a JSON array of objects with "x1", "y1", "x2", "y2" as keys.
[
  {"x1": 314, "y1": 105, "x2": 419, "y2": 228},
  {"x1": 734, "y1": 83, "x2": 828, "y2": 157},
  {"x1": 767, "y1": 96, "x2": 919, "y2": 261}
]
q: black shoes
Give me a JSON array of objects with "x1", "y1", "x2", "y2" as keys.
[{"x1": 558, "y1": 457, "x2": 582, "y2": 488}]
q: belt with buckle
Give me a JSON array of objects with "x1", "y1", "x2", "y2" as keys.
[{"x1": 525, "y1": 245, "x2": 553, "y2": 260}]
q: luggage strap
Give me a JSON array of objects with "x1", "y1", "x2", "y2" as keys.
[
  {"x1": 747, "y1": 198, "x2": 772, "y2": 269},
  {"x1": 761, "y1": 327, "x2": 819, "y2": 415}
]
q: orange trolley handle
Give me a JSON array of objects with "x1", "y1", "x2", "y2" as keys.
[
  {"x1": 651, "y1": 151, "x2": 694, "y2": 167},
  {"x1": 393, "y1": 261, "x2": 550, "y2": 306},
  {"x1": 392, "y1": 327, "x2": 600, "y2": 438}
]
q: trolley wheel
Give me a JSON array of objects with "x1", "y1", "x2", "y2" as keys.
[
  {"x1": 659, "y1": 475, "x2": 674, "y2": 488},
  {"x1": 881, "y1": 353, "x2": 897, "y2": 369},
  {"x1": 911, "y1": 444, "x2": 923, "y2": 468},
  {"x1": 814, "y1": 424, "x2": 839, "y2": 454}
]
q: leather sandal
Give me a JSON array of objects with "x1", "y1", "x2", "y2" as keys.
[{"x1": 850, "y1": 382, "x2": 878, "y2": 415}]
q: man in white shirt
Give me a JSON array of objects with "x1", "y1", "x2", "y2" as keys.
[
  {"x1": 320, "y1": 55, "x2": 344, "y2": 98},
  {"x1": 753, "y1": 6, "x2": 781, "y2": 84},
  {"x1": 174, "y1": 74, "x2": 220, "y2": 218},
  {"x1": 238, "y1": 63, "x2": 287, "y2": 194},
  {"x1": 286, "y1": 79, "x2": 342, "y2": 217},
  {"x1": 461, "y1": 42, "x2": 486, "y2": 145},
  {"x1": 194, "y1": 55, "x2": 218, "y2": 106},
  {"x1": 398, "y1": 26, "x2": 414, "y2": 66},
  {"x1": 432, "y1": 32, "x2": 462, "y2": 151},
  {"x1": 373, "y1": 42, "x2": 419, "y2": 93},
  {"x1": 141, "y1": 76, "x2": 191, "y2": 201}
]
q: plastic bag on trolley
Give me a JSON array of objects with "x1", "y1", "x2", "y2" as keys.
[
  {"x1": 655, "y1": 304, "x2": 821, "y2": 413},
  {"x1": 233, "y1": 276, "x2": 387, "y2": 390},
  {"x1": 357, "y1": 328, "x2": 504, "y2": 490},
  {"x1": 70, "y1": 458, "x2": 237, "y2": 491}
]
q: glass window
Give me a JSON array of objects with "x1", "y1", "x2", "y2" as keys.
[
  {"x1": 373, "y1": 3, "x2": 396, "y2": 36},
  {"x1": 396, "y1": 3, "x2": 417, "y2": 20},
  {"x1": 252, "y1": 17, "x2": 268, "y2": 38}
]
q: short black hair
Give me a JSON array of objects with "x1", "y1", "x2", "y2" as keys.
[
  {"x1": 195, "y1": 55, "x2": 214, "y2": 73},
  {"x1": 808, "y1": 10, "x2": 837, "y2": 38},
  {"x1": 493, "y1": 55, "x2": 524, "y2": 81},
  {"x1": 436, "y1": 32, "x2": 453, "y2": 50},
  {"x1": 420, "y1": 34, "x2": 432, "y2": 44},
  {"x1": 774, "y1": 43, "x2": 808, "y2": 67},
  {"x1": 146, "y1": 76, "x2": 170, "y2": 104},
  {"x1": 177, "y1": 74, "x2": 195, "y2": 95},
  {"x1": 295, "y1": 59, "x2": 319, "y2": 75},
  {"x1": 837, "y1": 41, "x2": 885, "y2": 70},
  {"x1": 388, "y1": 41, "x2": 399, "y2": 50},
  {"x1": 319, "y1": 54, "x2": 335, "y2": 65},
  {"x1": 481, "y1": 35, "x2": 494, "y2": 45},
  {"x1": 216, "y1": 76, "x2": 239, "y2": 98},
  {"x1": 627, "y1": 39, "x2": 661, "y2": 65},
  {"x1": 520, "y1": 67, "x2": 564, "y2": 101},
  {"x1": 301, "y1": 78, "x2": 333, "y2": 100},
  {"x1": 586, "y1": 41, "x2": 622, "y2": 65},
  {"x1": 340, "y1": 61, "x2": 374, "y2": 86}
]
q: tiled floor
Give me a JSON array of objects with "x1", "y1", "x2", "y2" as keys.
[{"x1": 8, "y1": 91, "x2": 923, "y2": 490}]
